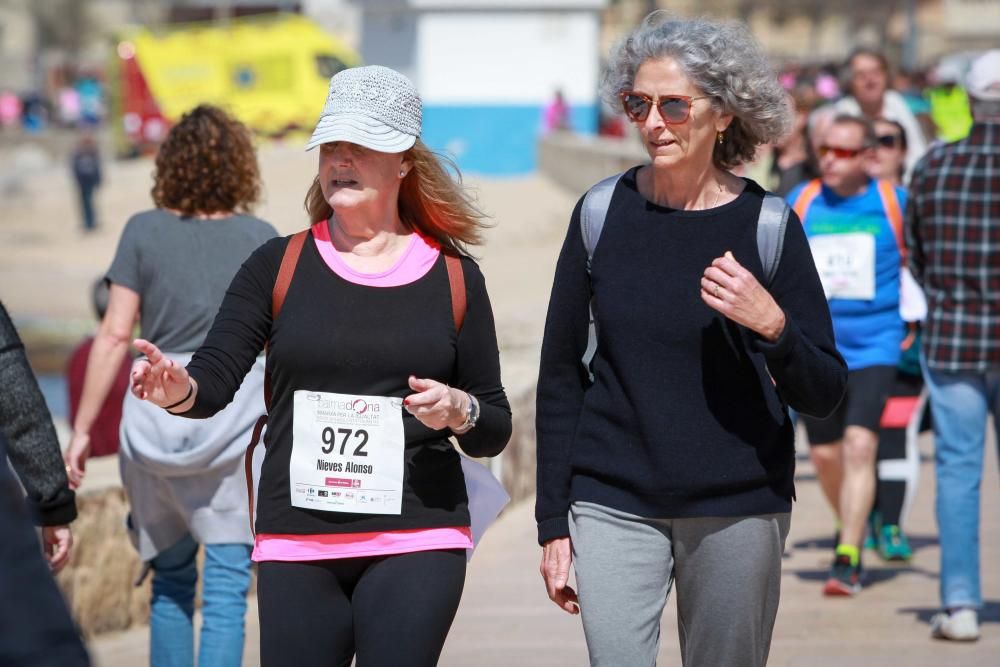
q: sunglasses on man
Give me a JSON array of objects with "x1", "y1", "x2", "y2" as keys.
[
  {"x1": 620, "y1": 91, "x2": 711, "y2": 124},
  {"x1": 817, "y1": 145, "x2": 869, "y2": 159}
]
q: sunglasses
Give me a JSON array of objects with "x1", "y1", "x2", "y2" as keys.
[
  {"x1": 619, "y1": 91, "x2": 710, "y2": 124},
  {"x1": 817, "y1": 145, "x2": 866, "y2": 159},
  {"x1": 876, "y1": 134, "x2": 902, "y2": 149}
]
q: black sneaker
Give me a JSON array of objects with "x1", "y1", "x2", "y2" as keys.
[{"x1": 823, "y1": 554, "x2": 861, "y2": 596}]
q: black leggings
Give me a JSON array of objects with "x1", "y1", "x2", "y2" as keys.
[{"x1": 257, "y1": 549, "x2": 466, "y2": 667}]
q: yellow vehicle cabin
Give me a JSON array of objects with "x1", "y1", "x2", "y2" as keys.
[{"x1": 111, "y1": 13, "x2": 359, "y2": 155}]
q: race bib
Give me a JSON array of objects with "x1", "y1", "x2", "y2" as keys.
[
  {"x1": 809, "y1": 232, "x2": 876, "y2": 300},
  {"x1": 290, "y1": 391, "x2": 404, "y2": 515}
]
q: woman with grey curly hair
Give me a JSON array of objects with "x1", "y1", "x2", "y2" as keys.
[{"x1": 534, "y1": 12, "x2": 846, "y2": 666}]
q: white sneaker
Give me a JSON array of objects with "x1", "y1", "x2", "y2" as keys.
[{"x1": 930, "y1": 608, "x2": 980, "y2": 641}]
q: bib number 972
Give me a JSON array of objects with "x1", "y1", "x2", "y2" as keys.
[{"x1": 321, "y1": 427, "x2": 369, "y2": 457}]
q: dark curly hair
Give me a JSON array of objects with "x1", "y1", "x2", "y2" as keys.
[{"x1": 151, "y1": 105, "x2": 261, "y2": 216}]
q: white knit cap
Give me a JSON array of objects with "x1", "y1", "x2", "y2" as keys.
[
  {"x1": 306, "y1": 65, "x2": 422, "y2": 153},
  {"x1": 966, "y1": 50, "x2": 1000, "y2": 102}
]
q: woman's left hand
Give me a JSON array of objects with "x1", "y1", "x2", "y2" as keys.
[
  {"x1": 404, "y1": 376, "x2": 470, "y2": 431},
  {"x1": 701, "y1": 251, "x2": 786, "y2": 342},
  {"x1": 64, "y1": 432, "x2": 91, "y2": 490}
]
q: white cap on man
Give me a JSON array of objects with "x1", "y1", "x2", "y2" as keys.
[{"x1": 966, "y1": 50, "x2": 1000, "y2": 101}]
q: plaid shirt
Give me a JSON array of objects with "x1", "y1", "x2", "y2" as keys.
[{"x1": 905, "y1": 121, "x2": 1000, "y2": 372}]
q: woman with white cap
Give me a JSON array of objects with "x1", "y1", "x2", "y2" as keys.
[{"x1": 127, "y1": 66, "x2": 512, "y2": 666}]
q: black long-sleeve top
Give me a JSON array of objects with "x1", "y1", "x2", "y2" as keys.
[
  {"x1": 183, "y1": 234, "x2": 511, "y2": 535},
  {"x1": 0, "y1": 302, "x2": 77, "y2": 526},
  {"x1": 535, "y1": 171, "x2": 846, "y2": 545}
]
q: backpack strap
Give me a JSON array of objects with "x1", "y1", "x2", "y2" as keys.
[
  {"x1": 792, "y1": 178, "x2": 822, "y2": 223},
  {"x1": 581, "y1": 172, "x2": 624, "y2": 270},
  {"x1": 265, "y1": 230, "x2": 308, "y2": 410},
  {"x1": 444, "y1": 253, "x2": 466, "y2": 333},
  {"x1": 875, "y1": 179, "x2": 906, "y2": 264},
  {"x1": 580, "y1": 171, "x2": 625, "y2": 382},
  {"x1": 245, "y1": 229, "x2": 308, "y2": 538},
  {"x1": 757, "y1": 193, "x2": 791, "y2": 288},
  {"x1": 272, "y1": 232, "x2": 309, "y2": 331}
]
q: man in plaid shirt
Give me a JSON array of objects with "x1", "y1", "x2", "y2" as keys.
[{"x1": 905, "y1": 49, "x2": 1000, "y2": 643}]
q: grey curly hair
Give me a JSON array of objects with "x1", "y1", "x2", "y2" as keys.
[{"x1": 602, "y1": 12, "x2": 791, "y2": 169}]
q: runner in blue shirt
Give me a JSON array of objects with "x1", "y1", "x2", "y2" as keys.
[{"x1": 788, "y1": 114, "x2": 906, "y2": 596}]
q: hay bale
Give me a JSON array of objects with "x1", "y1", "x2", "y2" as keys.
[
  {"x1": 56, "y1": 485, "x2": 259, "y2": 639},
  {"x1": 56, "y1": 487, "x2": 149, "y2": 638}
]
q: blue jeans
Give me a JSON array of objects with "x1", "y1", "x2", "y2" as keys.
[
  {"x1": 149, "y1": 535, "x2": 252, "y2": 667},
  {"x1": 920, "y1": 360, "x2": 1000, "y2": 610}
]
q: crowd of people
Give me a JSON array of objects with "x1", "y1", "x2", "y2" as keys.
[
  {"x1": 766, "y1": 43, "x2": 996, "y2": 641},
  {"x1": 0, "y1": 74, "x2": 104, "y2": 134},
  {"x1": 0, "y1": 9, "x2": 997, "y2": 666}
]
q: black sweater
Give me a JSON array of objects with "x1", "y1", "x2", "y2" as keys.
[
  {"x1": 185, "y1": 234, "x2": 512, "y2": 535},
  {"x1": 0, "y1": 303, "x2": 77, "y2": 526},
  {"x1": 535, "y1": 171, "x2": 846, "y2": 545}
]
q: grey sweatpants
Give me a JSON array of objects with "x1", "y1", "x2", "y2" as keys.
[{"x1": 569, "y1": 501, "x2": 791, "y2": 667}]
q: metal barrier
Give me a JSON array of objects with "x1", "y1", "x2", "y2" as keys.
[{"x1": 537, "y1": 130, "x2": 646, "y2": 195}]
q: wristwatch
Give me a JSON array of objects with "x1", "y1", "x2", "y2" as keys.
[{"x1": 453, "y1": 394, "x2": 480, "y2": 434}]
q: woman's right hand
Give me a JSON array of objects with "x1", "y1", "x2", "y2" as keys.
[
  {"x1": 540, "y1": 537, "x2": 579, "y2": 614},
  {"x1": 131, "y1": 339, "x2": 193, "y2": 409}
]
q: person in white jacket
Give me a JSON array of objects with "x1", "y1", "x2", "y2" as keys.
[{"x1": 833, "y1": 48, "x2": 928, "y2": 182}]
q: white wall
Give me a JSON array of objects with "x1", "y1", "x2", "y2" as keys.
[
  {"x1": 358, "y1": 10, "x2": 420, "y2": 82},
  {"x1": 416, "y1": 11, "x2": 601, "y2": 106},
  {"x1": 0, "y1": 2, "x2": 36, "y2": 92},
  {"x1": 303, "y1": 0, "x2": 361, "y2": 49}
]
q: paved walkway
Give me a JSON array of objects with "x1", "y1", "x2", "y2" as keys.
[{"x1": 89, "y1": 428, "x2": 999, "y2": 666}]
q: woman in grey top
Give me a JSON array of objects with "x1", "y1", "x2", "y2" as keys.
[{"x1": 65, "y1": 105, "x2": 277, "y2": 667}]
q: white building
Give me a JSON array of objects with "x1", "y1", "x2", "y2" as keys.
[{"x1": 351, "y1": 0, "x2": 608, "y2": 175}]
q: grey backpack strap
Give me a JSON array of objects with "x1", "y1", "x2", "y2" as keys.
[
  {"x1": 581, "y1": 172, "x2": 623, "y2": 268},
  {"x1": 757, "y1": 193, "x2": 790, "y2": 288},
  {"x1": 580, "y1": 171, "x2": 625, "y2": 382}
]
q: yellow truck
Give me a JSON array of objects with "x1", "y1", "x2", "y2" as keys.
[{"x1": 109, "y1": 13, "x2": 359, "y2": 156}]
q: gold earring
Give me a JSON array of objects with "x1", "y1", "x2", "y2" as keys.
[{"x1": 716, "y1": 131, "x2": 724, "y2": 146}]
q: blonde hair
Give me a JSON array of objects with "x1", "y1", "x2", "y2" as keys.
[{"x1": 304, "y1": 140, "x2": 489, "y2": 254}]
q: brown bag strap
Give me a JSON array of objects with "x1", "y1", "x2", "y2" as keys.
[
  {"x1": 445, "y1": 253, "x2": 466, "y2": 333},
  {"x1": 244, "y1": 414, "x2": 268, "y2": 538},
  {"x1": 273, "y1": 230, "x2": 309, "y2": 321},
  {"x1": 263, "y1": 230, "x2": 308, "y2": 410}
]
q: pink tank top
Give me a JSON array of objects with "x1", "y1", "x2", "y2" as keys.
[{"x1": 251, "y1": 220, "x2": 473, "y2": 562}]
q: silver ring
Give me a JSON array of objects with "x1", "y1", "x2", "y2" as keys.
[{"x1": 714, "y1": 284, "x2": 721, "y2": 298}]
